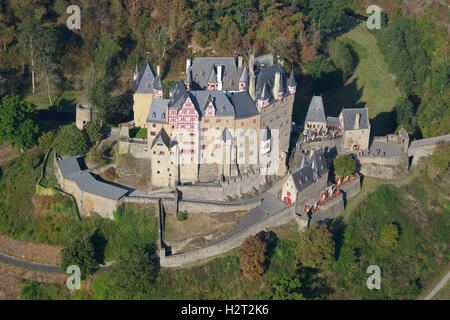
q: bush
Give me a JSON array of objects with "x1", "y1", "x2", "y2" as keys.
[
  {"x1": 84, "y1": 122, "x2": 102, "y2": 145},
  {"x1": 237, "y1": 235, "x2": 267, "y2": 280},
  {"x1": 177, "y1": 211, "x2": 188, "y2": 221},
  {"x1": 380, "y1": 223, "x2": 400, "y2": 248},
  {"x1": 61, "y1": 236, "x2": 99, "y2": 278},
  {"x1": 296, "y1": 225, "x2": 335, "y2": 271},
  {"x1": 333, "y1": 155, "x2": 356, "y2": 177},
  {"x1": 305, "y1": 54, "x2": 341, "y2": 92}
]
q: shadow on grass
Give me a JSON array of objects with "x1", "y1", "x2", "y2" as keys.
[{"x1": 371, "y1": 110, "x2": 397, "y2": 136}]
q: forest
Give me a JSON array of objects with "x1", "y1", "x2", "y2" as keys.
[{"x1": 0, "y1": 0, "x2": 448, "y2": 147}]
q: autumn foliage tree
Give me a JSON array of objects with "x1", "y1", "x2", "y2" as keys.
[{"x1": 237, "y1": 235, "x2": 267, "y2": 280}]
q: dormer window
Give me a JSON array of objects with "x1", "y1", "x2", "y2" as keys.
[
  {"x1": 152, "y1": 112, "x2": 156, "y2": 118},
  {"x1": 146, "y1": 83, "x2": 150, "y2": 88},
  {"x1": 231, "y1": 81, "x2": 234, "y2": 86},
  {"x1": 222, "y1": 106, "x2": 226, "y2": 112},
  {"x1": 202, "y1": 71, "x2": 205, "y2": 77},
  {"x1": 162, "y1": 113, "x2": 166, "y2": 119}
]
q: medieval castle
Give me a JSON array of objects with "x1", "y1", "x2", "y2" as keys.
[{"x1": 131, "y1": 54, "x2": 297, "y2": 187}]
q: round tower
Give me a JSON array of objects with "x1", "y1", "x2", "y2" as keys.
[{"x1": 76, "y1": 102, "x2": 92, "y2": 130}]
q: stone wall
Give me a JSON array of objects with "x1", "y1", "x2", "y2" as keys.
[
  {"x1": 358, "y1": 155, "x2": 408, "y2": 179},
  {"x1": 178, "y1": 199, "x2": 261, "y2": 214},
  {"x1": 159, "y1": 204, "x2": 295, "y2": 267},
  {"x1": 118, "y1": 140, "x2": 151, "y2": 159},
  {"x1": 54, "y1": 157, "x2": 122, "y2": 219}
]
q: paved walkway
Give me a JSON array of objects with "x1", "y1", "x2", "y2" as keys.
[
  {"x1": 0, "y1": 253, "x2": 62, "y2": 273},
  {"x1": 424, "y1": 269, "x2": 450, "y2": 300}
]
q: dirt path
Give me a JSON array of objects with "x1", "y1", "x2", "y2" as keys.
[
  {"x1": 0, "y1": 235, "x2": 62, "y2": 265},
  {"x1": 424, "y1": 269, "x2": 450, "y2": 300}
]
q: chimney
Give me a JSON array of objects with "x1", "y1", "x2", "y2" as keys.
[
  {"x1": 354, "y1": 113, "x2": 360, "y2": 130},
  {"x1": 249, "y1": 54, "x2": 254, "y2": 73},
  {"x1": 249, "y1": 74, "x2": 256, "y2": 101},
  {"x1": 186, "y1": 58, "x2": 191, "y2": 74},
  {"x1": 156, "y1": 65, "x2": 160, "y2": 77},
  {"x1": 217, "y1": 65, "x2": 223, "y2": 91},
  {"x1": 273, "y1": 72, "x2": 280, "y2": 100},
  {"x1": 238, "y1": 56, "x2": 243, "y2": 69}
]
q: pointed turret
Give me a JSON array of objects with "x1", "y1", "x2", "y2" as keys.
[
  {"x1": 152, "y1": 76, "x2": 164, "y2": 98},
  {"x1": 207, "y1": 67, "x2": 217, "y2": 90},
  {"x1": 239, "y1": 65, "x2": 247, "y2": 92},
  {"x1": 257, "y1": 81, "x2": 270, "y2": 109},
  {"x1": 288, "y1": 68, "x2": 297, "y2": 95}
]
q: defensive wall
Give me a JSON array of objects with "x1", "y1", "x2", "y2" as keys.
[{"x1": 159, "y1": 204, "x2": 295, "y2": 268}]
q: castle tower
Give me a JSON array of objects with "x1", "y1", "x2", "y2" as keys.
[
  {"x1": 76, "y1": 102, "x2": 92, "y2": 130},
  {"x1": 257, "y1": 82, "x2": 270, "y2": 109},
  {"x1": 288, "y1": 68, "x2": 297, "y2": 95},
  {"x1": 133, "y1": 60, "x2": 156, "y2": 127}
]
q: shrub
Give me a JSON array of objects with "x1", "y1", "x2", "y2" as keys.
[
  {"x1": 333, "y1": 155, "x2": 356, "y2": 177},
  {"x1": 237, "y1": 235, "x2": 267, "y2": 280},
  {"x1": 177, "y1": 211, "x2": 188, "y2": 221},
  {"x1": 380, "y1": 223, "x2": 400, "y2": 248},
  {"x1": 296, "y1": 225, "x2": 335, "y2": 271},
  {"x1": 61, "y1": 236, "x2": 99, "y2": 278}
]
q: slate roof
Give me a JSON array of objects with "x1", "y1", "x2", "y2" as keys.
[
  {"x1": 292, "y1": 164, "x2": 315, "y2": 192},
  {"x1": 288, "y1": 68, "x2": 297, "y2": 87},
  {"x1": 134, "y1": 60, "x2": 157, "y2": 94},
  {"x1": 326, "y1": 116, "x2": 340, "y2": 127},
  {"x1": 57, "y1": 157, "x2": 128, "y2": 200},
  {"x1": 147, "y1": 99, "x2": 169, "y2": 124},
  {"x1": 191, "y1": 57, "x2": 240, "y2": 91},
  {"x1": 254, "y1": 63, "x2": 291, "y2": 105},
  {"x1": 58, "y1": 157, "x2": 82, "y2": 180},
  {"x1": 229, "y1": 91, "x2": 259, "y2": 119},
  {"x1": 151, "y1": 128, "x2": 171, "y2": 149},
  {"x1": 191, "y1": 91, "x2": 235, "y2": 117},
  {"x1": 253, "y1": 53, "x2": 274, "y2": 72},
  {"x1": 74, "y1": 172, "x2": 128, "y2": 200},
  {"x1": 221, "y1": 127, "x2": 233, "y2": 143},
  {"x1": 291, "y1": 148, "x2": 328, "y2": 192},
  {"x1": 305, "y1": 96, "x2": 326, "y2": 123},
  {"x1": 152, "y1": 75, "x2": 164, "y2": 91},
  {"x1": 341, "y1": 107, "x2": 370, "y2": 131},
  {"x1": 309, "y1": 149, "x2": 328, "y2": 177}
]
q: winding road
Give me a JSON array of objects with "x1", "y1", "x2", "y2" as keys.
[{"x1": 0, "y1": 252, "x2": 62, "y2": 273}]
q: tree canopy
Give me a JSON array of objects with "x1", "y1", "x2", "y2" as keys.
[
  {"x1": 296, "y1": 225, "x2": 335, "y2": 271},
  {"x1": 333, "y1": 155, "x2": 356, "y2": 177},
  {"x1": 53, "y1": 124, "x2": 88, "y2": 156},
  {"x1": 0, "y1": 95, "x2": 39, "y2": 151},
  {"x1": 238, "y1": 235, "x2": 267, "y2": 280}
]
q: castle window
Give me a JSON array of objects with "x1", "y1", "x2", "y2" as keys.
[
  {"x1": 216, "y1": 119, "x2": 221, "y2": 123},
  {"x1": 152, "y1": 112, "x2": 156, "y2": 118},
  {"x1": 202, "y1": 71, "x2": 205, "y2": 77},
  {"x1": 224, "y1": 72, "x2": 227, "y2": 77},
  {"x1": 241, "y1": 122, "x2": 244, "y2": 126},
  {"x1": 222, "y1": 106, "x2": 226, "y2": 112},
  {"x1": 152, "y1": 124, "x2": 156, "y2": 127},
  {"x1": 157, "y1": 171, "x2": 160, "y2": 174},
  {"x1": 231, "y1": 81, "x2": 234, "y2": 86},
  {"x1": 253, "y1": 119, "x2": 256, "y2": 123},
  {"x1": 162, "y1": 113, "x2": 166, "y2": 119},
  {"x1": 147, "y1": 83, "x2": 150, "y2": 88}
]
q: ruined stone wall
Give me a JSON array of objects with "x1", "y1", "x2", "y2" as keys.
[
  {"x1": 159, "y1": 204, "x2": 295, "y2": 267},
  {"x1": 178, "y1": 199, "x2": 261, "y2": 214},
  {"x1": 118, "y1": 140, "x2": 151, "y2": 159},
  {"x1": 358, "y1": 155, "x2": 408, "y2": 179}
]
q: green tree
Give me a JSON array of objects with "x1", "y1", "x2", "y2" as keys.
[
  {"x1": 394, "y1": 96, "x2": 414, "y2": 126},
  {"x1": 308, "y1": 0, "x2": 349, "y2": 37},
  {"x1": 38, "y1": 130, "x2": 56, "y2": 153},
  {"x1": 380, "y1": 223, "x2": 400, "y2": 248},
  {"x1": 89, "y1": 78, "x2": 114, "y2": 124},
  {"x1": 53, "y1": 124, "x2": 88, "y2": 156},
  {"x1": 430, "y1": 142, "x2": 450, "y2": 176},
  {"x1": 106, "y1": 247, "x2": 158, "y2": 298},
  {"x1": 61, "y1": 237, "x2": 99, "y2": 279},
  {"x1": 333, "y1": 155, "x2": 356, "y2": 177},
  {"x1": 84, "y1": 122, "x2": 102, "y2": 145},
  {"x1": 95, "y1": 34, "x2": 120, "y2": 77},
  {"x1": 269, "y1": 274, "x2": 305, "y2": 300},
  {"x1": 297, "y1": 225, "x2": 335, "y2": 271},
  {"x1": 305, "y1": 54, "x2": 340, "y2": 92},
  {"x1": 0, "y1": 95, "x2": 39, "y2": 151},
  {"x1": 327, "y1": 40, "x2": 354, "y2": 82},
  {"x1": 237, "y1": 235, "x2": 267, "y2": 280}
]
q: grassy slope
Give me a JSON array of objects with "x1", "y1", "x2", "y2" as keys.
[{"x1": 293, "y1": 23, "x2": 401, "y2": 136}]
